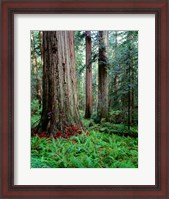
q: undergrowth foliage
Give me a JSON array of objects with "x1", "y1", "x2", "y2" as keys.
[
  {"x1": 31, "y1": 31, "x2": 138, "y2": 168},
  {"x1": 31, "y1": 106, "x2": 138, "y2": 168},
  {"x1": 31, "y1": 99, "x2": 42, "y2": 127},
  {"x1": 31, "y1": 129, "x2": 138, "y2": 168}
]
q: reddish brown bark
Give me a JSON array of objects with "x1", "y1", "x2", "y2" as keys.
[
  {"x1": 85, "y1": 31, "x2": 92, "y2": 118},
  {"x1": 98, "y1": 31, "x2": 108, "y2": 119},
  {"x1": 36, "y1": 31, "x2": 82, "y2": 137}
]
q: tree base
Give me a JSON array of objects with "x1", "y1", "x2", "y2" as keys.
[{"x1": 31, "y1": 124, "x2": 83, "y2": 139}]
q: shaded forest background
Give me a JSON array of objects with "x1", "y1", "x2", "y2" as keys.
[{"x1": 31, "y1": 31, "x2": 138, "y2": 168}]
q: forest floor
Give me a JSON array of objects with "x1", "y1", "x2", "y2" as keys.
[{"x1": 31, "y1": 110, "x2": 138, "y2": 168}]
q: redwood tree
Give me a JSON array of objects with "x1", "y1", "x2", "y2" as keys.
[
  {"x1": 85, "y1": 31, "x2": 92, "y2": 118},
  {"x1": 98, "y1": 31, "x2": 109, "y2": 119},
  {"x1": 37, "y1": 31, "x2": 82, "y2": 137}
]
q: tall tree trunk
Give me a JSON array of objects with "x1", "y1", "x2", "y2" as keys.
[
  {"x1": 40, "y1": 31, "x2": 43, "y2": 60},
  {"x1": 128, "y1": 60, "x2": 131, "y2": 131},
  {"x1": 131, "y1": 58, "x2": 135, "y2": 125},
  {"x1": 36, "y1": 31, "x2": 43, "y2": 109},
  {"x1": 109, "y1": 31, "x2": 118, "y2": 109},
  {"x1": 98, "y1": 31, "x2": 108, "y2": 119},
  {"x1": 37, "y1": 31, "x2": 82, "y2": 137},
  {"x1": 127, "y1": 32, "x2": 131, "y2": 131},
  {"x1": 85, "y1": 31, "x2": 92, "y2": 118},
  {"x1": 32, "y1": 32, "x2": 42, "y2": 108},
  {"x1": 113, "y1": 32, "x2": 118, "y2": 108}
]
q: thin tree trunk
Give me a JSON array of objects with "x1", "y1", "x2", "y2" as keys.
[
  {"x1": 36, "y1": 78, "x2": 41, "y2": 108},
  {"x1": 32, "y1": 32, "x2": 42, "y2": 107},
  {"x1": 127, "y1": 33, "x2": 131, "y2": 131},
  {"x1": 113, "y1": 32, "x2": 118, "y2": 108},
  {"x1": 40, "y1": 31, "x2": 43, "y2": 60},
  {"x1": 98, "y1": 31, "x2": 108, "y2": 119},
  {"x1": 128, "y1": 62, "x2": 131, "y2": 131},
  {"x1": 85, "y1": 31, "x2": 92, "y2": 118},
  {"x1": 131, "y1": 60, "x2": 135, "y2": 125}
]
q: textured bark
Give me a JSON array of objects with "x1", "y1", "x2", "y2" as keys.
[
  {"x1": 85, "y1": 31, "x2": 92, "y2": 118},
  {"x1": 38, "y1": 31, "x2": 82, "y2": 136},
  {"x1": 98, "y1": 31, "x2": 108, "y2": 119},
  {"x1": 109, "y1": 32, "x2": 118, "y2": 109}
]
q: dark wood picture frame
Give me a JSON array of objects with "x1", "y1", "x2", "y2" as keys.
[{"x1": 0, "y1": 0, "x2": 168, "y2": 198}]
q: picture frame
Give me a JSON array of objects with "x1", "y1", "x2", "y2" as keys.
[{"x1": 1, "y1": 0, "x2": 168, "y2": 198}]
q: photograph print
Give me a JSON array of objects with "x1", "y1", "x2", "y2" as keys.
[{"x1": 31, "y1": 30, "x2": 138, "y2": 168}]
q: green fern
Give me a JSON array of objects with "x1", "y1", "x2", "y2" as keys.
[{"x1": 31, "y1": 128, "x2": 138, "y2": 168}]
